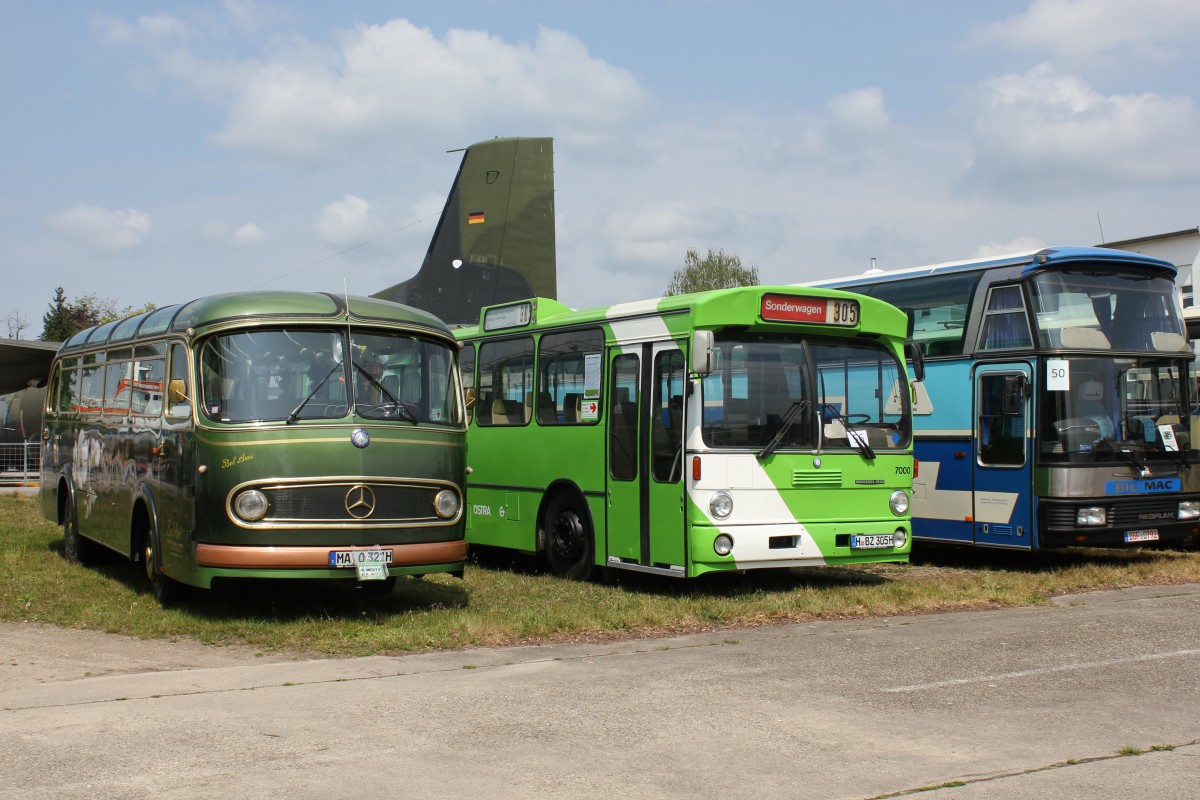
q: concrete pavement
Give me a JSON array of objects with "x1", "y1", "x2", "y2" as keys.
[{"x1": 3, "y1": 583, "x2": 1198, "y2": 799}]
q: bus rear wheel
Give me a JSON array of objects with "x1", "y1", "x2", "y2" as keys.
[{"x1": 545, "y1": 493, "x2": 594, "y2": 580}]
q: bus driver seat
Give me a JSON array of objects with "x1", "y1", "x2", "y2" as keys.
[{"x1": 1077, "y1": 380, "x2": 1114, "y2": 440}]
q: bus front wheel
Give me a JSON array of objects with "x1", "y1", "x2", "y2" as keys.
[
  {"x1": 545, "y1": 493, "x2": 594, "y2": 580},
  {"x1": 62, "y1": 495, "x2": 99, "y2": 566},
  {"x1": 143, "y1": 520, "x2": 184, "y2": 607}
]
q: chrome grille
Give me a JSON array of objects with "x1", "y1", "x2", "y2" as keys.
[{"x1": 263, "y1": 483, "x2": 440, "y2": 523}]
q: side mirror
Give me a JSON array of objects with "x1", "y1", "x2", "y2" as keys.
[
  {"x1": 168, "y1": 379, "x2": 189, "y2": 405},
  {"x1": 905, "y1": 342, "x2": 926, "y2": 382},
  {"x1": 691, "y1": 330, "x2": 714, "y2": 376}
]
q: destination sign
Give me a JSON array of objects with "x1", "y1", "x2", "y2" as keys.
[
  {"x1": 760, "y1": 294, "x2": 859, "y2": 326},
  {"x1": 483, "y1": 301, "x2": 533, "y2": 331}
]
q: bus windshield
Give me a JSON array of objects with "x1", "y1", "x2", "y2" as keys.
[
  {"x1": 700, "y1": 334, "x2": 910, "y2": 451},
  {"x1": 1039, "y1": 355, "x2": 1195, "y2": 464},
  {"x1": 200, "y1": 328, "x2": 460, "y2": 425},
  {"x1": 1029, "y1": 269, "x2": 1184, "y2": 351}
]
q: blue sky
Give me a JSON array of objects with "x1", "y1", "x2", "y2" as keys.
[{"x1": 3, "y1": 0, "x2": 1199, "y2": 337}]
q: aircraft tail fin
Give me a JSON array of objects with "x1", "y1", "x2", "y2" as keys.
[{"x1": 372, "y1": 136, "x2": 556, "y2": 326}]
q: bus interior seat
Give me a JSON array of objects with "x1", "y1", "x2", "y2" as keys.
[
  {"x1": 923, "y1": 339, "x2": 960, "y2": 357},
  {"x1": 668, "y1": 395, "x2": 683, "y2": 430},
  {"x1": 1077, "y1": 380, "x2": 1114, "y2": 439},
  {"x1": 536, "y1": 391, "x2": 557, "y2": 424},
  {"x1": 1059, "y1": 327, "x2": 1111, "y2": 350},
  {"x1": 489, "y1": 399, "x2": 512, "y2": 425},
  {"x1": 1151, "y1": 331, "x2": 1189, "y2": 352},
  {"x1": 563, "y1": 393, "x2": 581, "y2": 423},
  {"x1": 381, "y1": 374, "x2": 400, "y2": 400}
]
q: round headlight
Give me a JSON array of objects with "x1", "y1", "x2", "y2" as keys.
[
  {"x1": 889, "y1": 489, "x2": 909, "y2": 516},
  {"x1": 433, "y1": 489, "x2": 461, "y2": 519},
  {"x1": 892, "y1": 528, "x2": 908, "y2": 549},
  {"x1": 234, "y1": 489, "x2": 269, "y2": 521},
  {"x1": 709, "y1": 491, "x2": 734, "y2": 519},
  {"x1": 713, "y1": 533, "x2": 734, "y2": 556}
]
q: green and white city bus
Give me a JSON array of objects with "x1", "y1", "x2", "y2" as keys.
[
  {"x1": 456, "y1": 286, "x2": 918, "y2": 579},
  {"x1": 39, "y1": 291, "x2": 466, "y2": 603}
]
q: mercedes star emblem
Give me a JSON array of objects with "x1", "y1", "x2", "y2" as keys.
[
  {"x1": 351, "y1": 428, "x2": 371, "y2": 448},
  {"x1": 344, "y1": 485, "x2": 377, "y2": 519}
]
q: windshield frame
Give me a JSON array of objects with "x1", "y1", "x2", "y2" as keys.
[
  {"x1": 198, "y1": 326, "x2": 462, "y2": 427},
  {"x1": 698, "y1": 332, "x2": 911, "y2": 453},
  {"x1": 1037, "y1": 354, "x2": 1195, "y2": 466},
  {"x1": 1027, "y1": 268, "x2": 1185, "y2": 353}
]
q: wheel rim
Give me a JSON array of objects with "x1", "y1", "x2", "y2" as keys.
[
  {"x1": 551, "y1": 508, "x2": 584, "y2": 562},
  {"x1": 63, "y1": 503, "x2": 77, "y2": 561},
  {"x1": 144, "y1": 538, "x2": 155, "y2": 582}
]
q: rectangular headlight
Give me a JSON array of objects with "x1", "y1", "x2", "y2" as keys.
[
  {"x1": 1076, "y1": 506, "x2": 1107, "y2": 526},
  {"x1": 1178, "y1": 501, "x2": 1200, "y2": 520}
]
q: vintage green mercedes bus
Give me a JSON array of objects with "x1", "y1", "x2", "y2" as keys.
[{"x1": 39, "y1": 291, "x2": 466, "y2": 603}]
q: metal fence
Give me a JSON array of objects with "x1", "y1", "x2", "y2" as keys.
[{"x1": 0, "y1": 441, "x2": 41, "y2": 486}]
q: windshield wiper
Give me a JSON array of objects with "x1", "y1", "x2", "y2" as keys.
[
  {"x1": 354, "y1": 364, "x2": 418, "y2": 423},
  {"x1": 286, "y1": 361, "x2": 342, "y2": 424},
  {"x1": 822, "y1": 404, "x2": 876, "y2": 460},
  {"x1": 1097, "y1": 440, "x2": 1149, "y2": 477},
  {"x1": 757, "y1": 400, "x2": 808, "y2": 460}
]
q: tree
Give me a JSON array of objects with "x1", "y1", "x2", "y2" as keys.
[
  {"x1": 4, "y1": 307, "x2": 29, "y2": 339},
  {"x1": 664, "y1": 248, "x2": 759, "y2": 296},
  {"x1": 41, "y1": 287, "x2": 77, "y2": 342},
  {"x1": 39, "y1": 287, "x2": 157, "y2": 342}
]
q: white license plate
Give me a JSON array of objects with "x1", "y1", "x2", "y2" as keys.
[
  {"x1": 328, "y1": 548, "x2": 394, "y2": 568},
  {"x1": 850, "y1": 534, "x2": 893, "y2": 550},
  {"x1": 1124, "y1": 529, "x2": 1160, "y2": 543}
]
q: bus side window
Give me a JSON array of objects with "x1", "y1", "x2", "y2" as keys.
[
  {"x1": 610, "y1": 356, "x2": 639, "y2": 481},
  {"x1": 167, "y1": 343, "x2": 192, "y2": 419},
  {"x1": 652, "y1": 350, "x2": 686, "y2": 482},
  {"x1": 103, "y1": 359, "x2": 132, "y2": 423},
  {"x1": 57, "y1": 360, "x2": 79, "y2": 416},
  {"x1": 537, "y1": 328, "x2": 603, "y2": 426},
  {"x1": 477, "y1": 337, "x2": 534, "y2": 427}
]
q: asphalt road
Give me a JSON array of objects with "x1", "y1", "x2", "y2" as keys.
[{"x1": 2, "y1": 583, "x2": 1198, "y2": 799}]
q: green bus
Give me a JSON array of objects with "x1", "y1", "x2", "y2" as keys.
[
  {"x1": 456, "y1": 286, "x2": 918, "y2": 579},
  {"x1": 39, "y1": 291, "x2": 466, "y2": 603}
]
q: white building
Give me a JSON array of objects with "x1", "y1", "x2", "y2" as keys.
[{"x1": 1101, "y1": 227, "x2": 1200, "y2": 307}]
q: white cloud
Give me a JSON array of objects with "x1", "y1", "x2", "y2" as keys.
[
  {"x1": 972, "y1": 0, "x2": 1200, "y2": 62},
  {"x1": 45, "y1": 205, "x2": 152, "y2": 253},
  {"x1": 315, "y1": 194, "x2": 376, "y2": 245},
  {"x1": 827, "y1": 88, "x2": 890, "y2": 138},
  {"x1": 223, "y1": 0, "x2": 291, "y2": 35},
  {"x1": 971, "y1": 237, "x2": 1047, "y2": 259},
  {"x1": 201, "y1": 220, "x2": 268, "y2": 246},
  {"x1": 958, "y1": 64, "x2": 1200, "y2": 197},
  {"x1": 94, "y1": 12, "x2": 190, "y2": 46},
  {"x1": 100, "y1": 15, "x2": 654, "y2": 161}
]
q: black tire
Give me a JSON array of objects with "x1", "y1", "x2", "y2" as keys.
[
  {"x1": 143, "y1": 518, "x2": 184, "y2": 607},
  {"x1": 544, "y1": 492, "x2": 595, "y2": 580},
  {"x1": 62, "y1": 495, "x2": 99, "y2": 566}
]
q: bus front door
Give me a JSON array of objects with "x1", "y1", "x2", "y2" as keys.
[
  {"x1": 972, "y1": 364, "x2": 1033, "y2": 548},
  {"x1": 606, "y1": 343, "x2": 687, "y2": 573}
]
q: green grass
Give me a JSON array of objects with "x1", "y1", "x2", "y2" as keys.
[{"x1": 3, "y1": 494, "x2": 1200, "y2": 656}]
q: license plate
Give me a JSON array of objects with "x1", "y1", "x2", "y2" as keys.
[
  {"x1": 850, "y1": 534, "x2": 893, "y2": 550},
  {"x1": 329, "y1": 548, "x2": 394, "y2": 568},
  {"x1": 1124, "y1": 529, "x2": 1159, "y2": 543}
]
